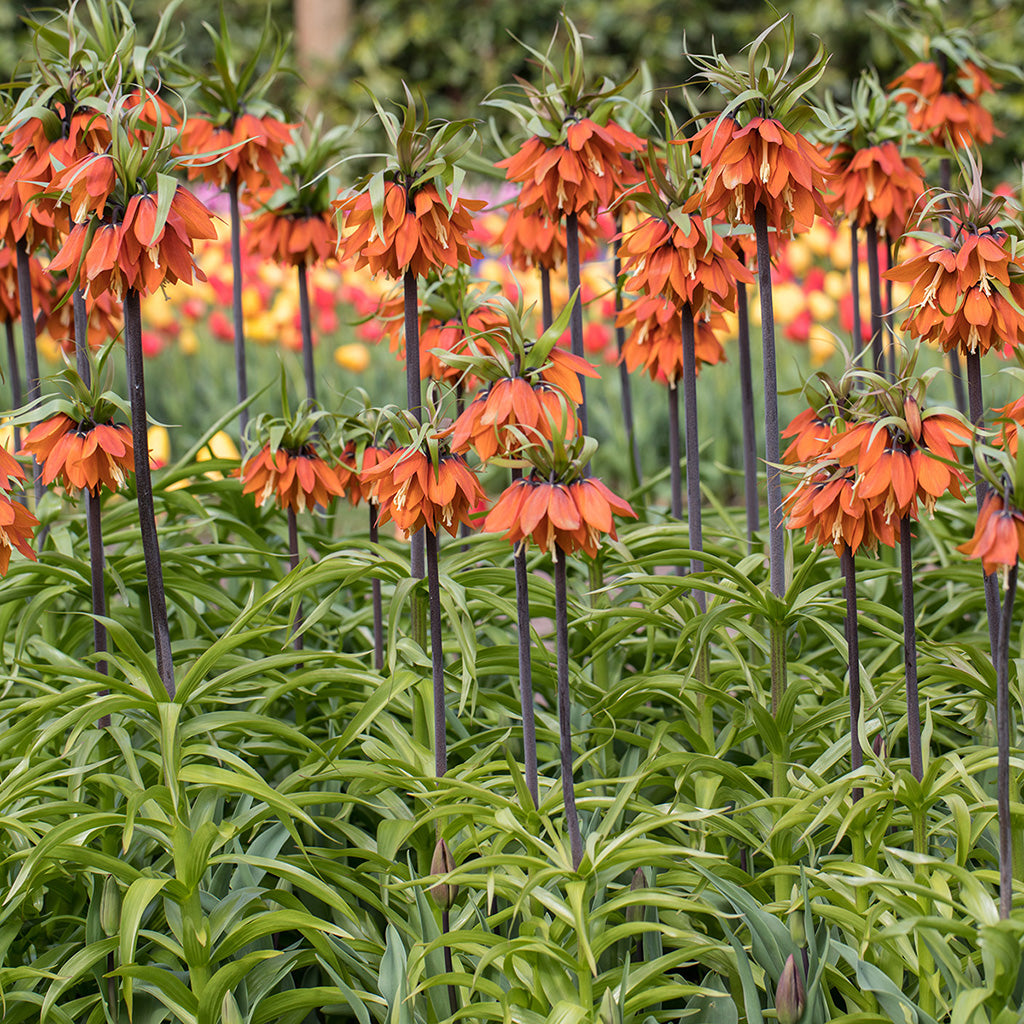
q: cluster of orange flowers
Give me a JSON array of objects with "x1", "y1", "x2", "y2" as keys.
[
  {"x1": 885, "y1": 229, "x2": 1024, "y2": 357},
  {"x1": 826, "y1": 142, "x2": 926, "y2": 237},
  {"x1": 959, "y1": 493, "x2": 1024, "y2": 576},
  {"x1": 784, "y1": 399, "x2": 971, "y2": 555},
  {"x1": 694, "y1": 116, "x2": 833, "y2": 236},
  {"x1": 496, "y1": 119, "x2": 642, "y2": 219},
  {"x1": 21, "y1": 414, "x2": 135, "y2": 495},
  {"x1": 241, "y1": 442, "x2": 359, "y2": 514},
  {"x1": 890, "y1": 60, "x2": 997, "y2": 149},
  {"x1": 182, "y1": 113, "x2": 294, "y2": 195},
  {"x1": 246, "y1": 211, "x2": 338, "y2": 267},
  {"x1": 335, "y1": 182, "x2": 484, "y2": 280},
  {"x1": 0, "y1": 447, "x2": 37, "y2": 576},
  {"x1": 484, "y1": 475, "x2": 635, "y2": 558}
]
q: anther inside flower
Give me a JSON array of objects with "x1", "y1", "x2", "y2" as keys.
[
  {"x1": 241, "y1": 442, "x2": 348, "y2": 513},
  {"x1": 884, "y1": 229, "x2": 1024, "y2": 357},
  {"x1": 484, "y1": 474, "x2": 636, "y2": 558},
  {"x1": 362, "y1": 446, "x2": 484, "y2": 537},
  {"x1": 20, "y1": 414, "x2": 135, "y2": 495},
  {"x1": 694, "y1": 115, "x2": 832, "y2": 236}
]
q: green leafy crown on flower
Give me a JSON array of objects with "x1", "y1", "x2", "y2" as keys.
[
  {"x1": 255, "y1": 115, "x2": 352, "y2": 219},
  {"x1": 8, "y1": 0, "x2": 182, "y2": 144},
  {"x1": 433, "y1": 286, "x2": 579, "y2": 388},
  {"x1": 485, "y1": 14, "x2": 639, "y2": 146},
  {"x1": 688, "y1": 15, "x2": 829, "y2": 133},
  {"x1": 244, "y1": 372, "x2": 339, "y2": 462},
  {"x1": 821, "y1": 69, "x2": 925, "y2": 152},
  {"x1": 870, "y1": 0, "x2": 1020, "y2": 86},
  {"x1": 170, "y1": 6, "x2": 292, "y2": 124},
  {"x1": 14, "y1": 339, "x2": 130, "y2": 431}
]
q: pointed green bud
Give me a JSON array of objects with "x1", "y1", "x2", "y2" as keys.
[
  {"x1": 597, "y1": 986, "x2": 621, "y2": 1024},
  {"x1": 221, "y1": 991, "x2": 244, "y2": 1024},
  {"x1": 776, "y1": 953, "x2": 806, "y2": 1024},
  {"x1": 430, "y1": 838, "x2": 458, "y2": 911},
  {"x1": 789, "y1": 887, "x2": 806, "y2": 948},
  {"x1": 99, "y1": 876, "x2": 121, "y2": 936}
]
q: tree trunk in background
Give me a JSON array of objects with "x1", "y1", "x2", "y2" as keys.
[{"x1": 295, "y1": 0, "x2": 352, "y2": 109}]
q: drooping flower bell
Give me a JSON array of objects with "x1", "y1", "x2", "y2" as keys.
[
  {"x1": 883, "y1": 158, "x2": 1024, "y2": 358},
  {"x1": 958, "y1": 491, "x2": 1024, "y2": 577},
  {"x1": 490, "y1": 15, "x2": 642, "y2": 222},
  {"x1": 890, "y1": 60, "x2": 997, "y2": 150}
]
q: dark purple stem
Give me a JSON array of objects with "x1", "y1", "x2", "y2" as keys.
[
  {"x1": 554, "y1": 549, "x2": 583, "y2": 869},
  {"x1": 404, "y1": 270, "x2": 425, "y2": 589},
  {"x1": 512, "y1": 467, "x2": 538, "y2": 806},
  {"x1": 866, "y1": 219, "x2": 885, "y2": 378},
  {"x1": 540, "y1": 265, "x2": 553, "y2": 332},
  {"x1": 613, "y1": 220, "x2": 641, "y2": 486},
  {"x1": 5, "y1": 320, "x2": 21, "y2": 452},
  {"x1": 668, "y1": 382, "x2": 682, "y2": 520},
  {"x1": 841, "y1": 545, "x2": 862, "y2": 801},
  {"x1": 996, "y1": 560, "x2": 1017, "y2": 919},
  {"x1": 565, "y1": 212, "x2": 587, "y2": 438},
  {"x1": 229, "y1": 170, "x2": 249, "y2": 436},
  {"x1": 297, "y1": 262, "x2": 316, "y2": 406},
  {"x1": 426, "y1": 528, "x2": 446, "y2": 777},
  {"x1": 73, "y1": 289, "x2": 90, "y2": 383},
  {"x1": 753, "y1": 205, "x2": 784, "y2": 602},
  {"x1": 900, "y1": 516, "x2": 922, "y2": 781},
  {"x1": 736, "y1": 281, "x2": 759, "y2": 546},
  {"x1": 370, "y1": 505, "x2": 383, "y2": 671},
  {"x1": 850, "y1": 221, "x2": 862, "y2": 352},
  {"x1": 940, "y1": 157, "x2": 967, "y2": 414},
  {"x1": 288, "y1": 507, "x2": 304, "y2": 654},
  {"x1": 680, "y1": 305, "x2": 705, "y2": 612},
  {"x1": 123, "y1": 288, "x2": 174, "y2": 698},
  {"x1": 16, "y1": 240, "x2": 42, "y2": 502}
]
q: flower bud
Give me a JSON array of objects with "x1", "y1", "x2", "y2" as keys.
[
  {"x1": 776, "y1": 953, "x2": 806, "y2": 1024},
  {"x1": 430, "y1": 838, "x2": 458, "y2": 911},
  {"x1": 221, "y1": 991, "x2": 244, "y2": 1024},
  {"x1": 625, "y1": 867, "x2": 647, "y2": 924},
  {"x1": 904, "y1": 395, "x2": 922, "y2": 443},
  {"x1": 872, "y1": 731, "x2": 886, "y2": 760},
  {"x1": 99, "y1": 875, "x2": 121, "y2": 936}
]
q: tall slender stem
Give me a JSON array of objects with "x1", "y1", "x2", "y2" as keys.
[
  {"x1": 5, "y1": 320, "x2": 21, "y2": 452},
  {"x1": 754, "y1": 208, "x2": 787, "y2": 681},
  {"x1": 228, "y1": 170, "x2": 249, "y2": 436},
  {"x1": 297, "y1": 262, "x2": 316, "y2": 406},
  {"x1": 287, "y1": 507, "x2": 304, "y2": 654},
  {"x1": 403, "y1": 270, "x2": 426, "y2": 641},
  {"x1": 16, "y1": 240, "x2": 42, "y2": 503},
  {"x1": 512, "y1": 470, "x2": 538, "y2": 806},
  {"x1": 940, "y1": 157, "x2": 967, "y2": 414},
  {"x1": 841, "y1": 545, "x2": 862, "y2": 801},
  {"x1": 73, "y1": 290, "x2": 90, "y2": 382},
  {"x1": 900, "y1": 516, "x2": 922, "y2": 781},
  {"x1": 553, "y1": 549, "x2": 583, "y2": 869},
  {"x1": 966, "y1": 352, "x2": 1000, "y2": 655},
  {"x1": 613, "y1": 220, "x2": 641, "y2": 486},
  {"x1": 565, "y1": 212, "x2": 587, "y2": 438},
  {"x1": 680, "y1": 305, "x2": 705, "y2": 612},
  {"x1": 540, "y1": 265, "x2": 553, "y2": 332},
  {"x1": 123, "y1": 288, "x2": 174, "y2": 699},
  {"x1": 369, "y1": 505, "x2": 383, "y2": 671},
  {"x1": 667, "y1": 382, "x2": 682, "y2": 520},
  {"x1": 88, "y1": 489, "x2": 110, "y2": 725},
  {"x1": 865, "y1": 220, "x2": 884, "y2": 378},
  {"x1": 884, "y1": 234, "x2": 896, "y2": 381},
  {"x1": 736, "y1": 280, "x2": 758, "y2": 546},
  {"x1": 996, "y1": 562, "x2": 1017, "y2": 919},
  {"x1": 425, "y1": 528, "x2": 446, "y2": 778},
  {"x1": 849, "y1": 221, "x2": 862, "y2": 352}
]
